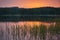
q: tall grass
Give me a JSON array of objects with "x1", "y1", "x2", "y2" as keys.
[{"x1": 0, "y1": 23, "x2": 60, "y2": 40}]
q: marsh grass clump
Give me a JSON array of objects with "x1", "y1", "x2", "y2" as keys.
[{"x1": 0, "y1": 23, "x2": 60, "y2": 40}]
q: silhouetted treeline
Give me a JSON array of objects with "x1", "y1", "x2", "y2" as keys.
[
  {"x1": 0, "y1": 7, "x2": 60, "y2": 22},
  {"x1": 0, "y1": 7, "x2": 60, "y2": 15}
]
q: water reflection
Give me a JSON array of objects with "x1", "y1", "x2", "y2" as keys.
[{"x1": 0, "y1": 21, "x2": 51, "y2": 27}]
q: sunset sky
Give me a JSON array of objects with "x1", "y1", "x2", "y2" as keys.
[{"x1": 0, "y1": 0, "x2": 60, "y2": 8}]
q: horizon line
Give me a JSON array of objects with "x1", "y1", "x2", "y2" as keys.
[{"x1": 0, "y1": 6, "x2": 60, "y2": 9}]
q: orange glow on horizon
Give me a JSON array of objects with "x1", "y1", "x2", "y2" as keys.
[
  {"x1": 0, "y1": 0, "x2": 60, "y2": 8},
  {"x1": 18, "y1": 3, "x2": 44, "y2": 8},
  {"x1": 17, "y1": 0, "x2": 60, "y2": 8}
]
